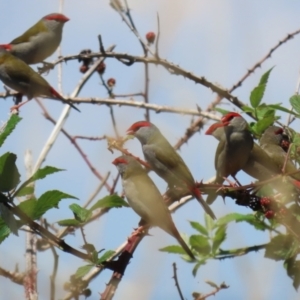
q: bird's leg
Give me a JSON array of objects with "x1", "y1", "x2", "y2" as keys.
[
  {"x1": 10, "y1": 95, "x2": 31, "y2": 112},
  {"x1": 37, "y1": 61, "x2": 55, "y2": 75}
]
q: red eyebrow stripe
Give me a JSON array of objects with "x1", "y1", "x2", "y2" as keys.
[{"x1": 112, "y1": 158, "x2": 128, "y2": 165}]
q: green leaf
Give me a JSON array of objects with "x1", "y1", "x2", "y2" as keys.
[
  {"x1": 290, "y1": 95, "x2": 300, "y2": 115},
  {"x1": 212, "y1": 225, "x2": 226, "y2": 253},
  {"x1": 265, "y1": 235, "x2": 296, "y2": 261},
  {"x1": 259, "y1": 67, "x2": 274, "y2": 85},
  {"x1": 206, "y1": 280, "x2": 219, "y2": 289},
  {"x1": 75, "y1": 265, "x2": 94, "y2": 278},
  {"x1": 251, "y1": 115, "x2": 276, "y2": 135},
  {"x1": 15, "y1": 186, "x2": 34, "y2": 197},
  {"x1": 97, "y1": 250, "x2": 116, "y2": 264},
  {"x1": 0, "y1": 114, "x2": 22, "y2": 147},
  {"x1": 90, "y1": 195, "x2": 129, "y2": 211},
  {"x1": 215, "y1": 213, "x2": 254, "y2": 227},
  {"x1": 14, "y1": 166, "x2": 64, "y2": 197},
  {"x1": 57, "y1": 219, "x2": 81, "y2": 226},
  {"x1": 69, "y1": 204, "x2": 92, "y2": 223},
  {"x1": 189, "y1": 221, "x2": 208, "y2": 236},
  {"x1": 189, "y1": 235, "x2": 211, "y2": 255},
  {"x1": 192, "y1": 259, "x2": 206, "y2": 277},
  {"x1": 0, "y1": 219, "x2": 11, "y2": 243},
  {"x1": 204, "y1": 213, "x2": 214, "y2": 233},
  {"x1": 255, "y1": 104, "x2": 275, "y2": 120},
  {"x1": 0, "y1": 203, "x2": 18, "y2": 236},
  {"x1": 250, "y1": 85, "x2": 265, "y2": 108},
  {"x1": 0, "y1": 152, "x2": 20, "y2": 192},
  {"x1": 268, "y1": 104, "x2": 300, "y2": 117},
  {"x1": 241, "y1": 106, "x2": 254, "y2": 113},
  {"x1": 250, "y1": 67, "x2": 274, "y2": 108},
  {"x1": 18, "y1": 198, "x2": 37, "y2": 219},
  {"x1": 285, "y1": 258, "x2": 300, "y2": 290},
  {"x1": 34, "y1": 190, "x2": 77, "y2": 220},
  {"x1": 159, "y1": 245, "x2": 187, "y2": 255}
]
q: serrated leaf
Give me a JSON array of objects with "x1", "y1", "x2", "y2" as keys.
[
  {"x1": 265, "y1": 235, "x2": 295, "y2": 261},
  {"x1": 34, "y1": 190, "x2": 78, "y2": 220},
  {"x1": 69, "y1": 204, "x2": 92, "y2": 223},
  {"x1": 285, "y1": 258, "x2": 300, "y2": 290},
  {"x1": 212, "y1": 225, "x2": 226, "y2": 253},
  {"x1": 82, "y1": 244, "x2": 96, "y2": 253},
  {"x1": 97, "y1": 250, "x2": 115, "y2": 264},
  {"x1": 0, "y1": 203, "x2": 18, "y2": 236},
  {"x1": 268, "y1": 104, "x2": 300, "y2": 117},
  {"x1": 250, "y1": 67, "x2": 274, "y2": 108},
  {"x1": 0, "y1": 114, "x2": 22, "y2": 147},
  {"x1": 159, "y1": 245, "x2": 187, "y2": 254},
  {"x1": 255, "y1": 104, "x2": 275, "y2": 120},
  {"x1": 192, "y1": 259, "x2": 206, "y2": 277},
  {"x1": 290, "y1": 95, "x2": 300, "y2": 115},
  {"x1": 259, "y1": 67, "x2": 274, "y2": 85},
  {"x1": 189, "y1": 221, "x2": 208, "y2": 236},
  {"x1": 15, "y1": 186, "x2": 34, "y2": 197},
  {"x1": 206, "y1": 280, "x2": 219, "y2": 289},
  {"x1": 0, "y1": 219, "x2": 11, "y2": 243},
  {"x1": 204, "y1": 213, "x2": 214, "y2": 233},
  {"x1": 215, "y1": 213, "x2": 255, "y2": 227},
  {"x1": 14, "y1": 166, "x2": 65, "y2": 197},
  {"x1": 251, "y1": 115, "x2": 276, "y2": 135},
  {"x1": 18, "y1": 198, "x2": 37, "y2": 219},
  {"x1": 90, "y1": 195, "x2": 129, "y2": 211},
  {"x1": 250, "y1": 85, "x2": 266, "y2": 108},
  {"x1": 241, "y1": 106, "x2": 254, "y2": 113},
  {"x1": 75, "y1": 265, "x2": 94, "y2": 278},
  {"x1": 189, "y1": 235, "x2": 211, "y2": 255},
  {"x1": 0, "y1": 152, "x2": 20, "y2": 192},
  {"x1": 57, "y1": 219, "x2": 81, "y2": 226}
]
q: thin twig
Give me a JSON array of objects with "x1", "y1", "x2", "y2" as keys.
[
  {"x1": 172, "y1": 263, "x2": 184, "y2": 300},
  {"x1": 32, "y1": 45, "x2": 115, "y2": 174},
  {"x1": 35, "y1": 99, "x2": 112, "y2": 191}
]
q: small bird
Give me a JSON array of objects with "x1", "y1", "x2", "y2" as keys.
[
  {"x1": 112, "y1": 155, "x2": 195, "y2": 259},
  {"x1": 209, "y1": 122, "x2": 279, "y2": 180},
  {"x1": 260, "y1": 126, "x2": 300, "y2": 180},
  {"x1": 126, "y1": 121, "x2": 216, "y2": 219},
  {"x1": 0, "y1": 49, "x2": 79, "y2": 111},
  {"x1": 0, "y1": 13, "x2": 69, "y2": 65},
  {"x1": 205, "y1": 112, "x2": 254, "y2": 204}
]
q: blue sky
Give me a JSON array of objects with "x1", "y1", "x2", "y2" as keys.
[{"x1": 1, "y1": 1, "x2": 300, "y2": 299}]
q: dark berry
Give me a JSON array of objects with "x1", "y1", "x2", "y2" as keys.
[
  {"x1": 96, "y1": 62, "x2": 106, "y2": 74},
  {"x1": 146, "y1": 32, "x2": 156, "y2": 44},
  {"x1": 80, "y1": 65, "x2": 89, "y2": 73},
  {"x1": 260, "y1": 197, "x2": 271, "y2": 207},
  {"x1": 107, "y1": 78, "x2": 116, "y2": 87},
  {"x1": 265, "y1": 210, "x2": 275, "y2": 219}
]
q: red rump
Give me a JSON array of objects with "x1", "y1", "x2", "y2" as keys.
[
  {"x1": 49, "y1": 87, "x2": 63, "y2": 100},
  {"x1": 274, "y1": 128, "x2": 284, "y2": 135},
  {"x1": 44, "y1": 13, "x2": 69, "y2": 23},
  {"x1": 112, "y1": 158, "x2": 128, "y2": 165},
  {"x1": 0, "y1": 44, "x2": 12, "y2": 50},
  {"x1": 127, "y1": 121, "x2": 151, "y2": 134}
]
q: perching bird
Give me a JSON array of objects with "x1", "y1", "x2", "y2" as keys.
[
  {"x1": 205, "y1": 112, "x2": 254, "y2": 204},
  {"x1": 0, "y1": 49, "x2": 79, "y2": 111},
  {"x1": 260, "y1": 126, "x2": 300, "y2": 181},
  {"x1": 126, "y1": 121, "x2": 216, "y2": 220},
  {"x1": 112, "y1": 155, "x2": 195, "y2": 259},
  {"x1": 0, "y1": 13, "x2": 69, "y2": 65}
]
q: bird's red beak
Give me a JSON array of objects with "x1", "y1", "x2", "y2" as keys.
[
  {"x1": 126, "y1": 126, "x2": 134, "y2": 135},
  {"x1": 205, "y1": 122, "x2": 225, "y2": 135}
]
